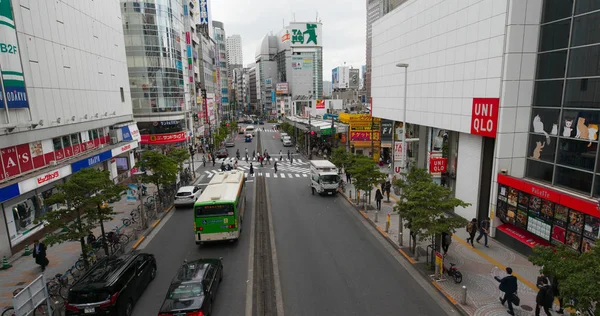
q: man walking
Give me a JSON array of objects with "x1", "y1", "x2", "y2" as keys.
[
  {"x1": 212, "y1": 154, "x2": 216, "y2": 167},
  {"x1": 32, "y1": 239, "x2": 48, "y2": 271},
  {"x1": 274, "y1": 161, "x2": 278, "y2": 173},
  {"x1": 375, "y1": 189, "x2": 383, "y2": 210},
  {"x1": 495, "y1": 267, "x2": 518, "y2": 316},
  {"x1": 466, "y1": 218, "x2": 478, "y2": 247},
  {"x1": 346, "y1": 172, "x2": 351, "y2": 184},
  {"x1": 476, "y1": 217, "x2": 491, "y2": 247},
  {"x1": 249, "y1": 163, "x2": 254, "y2": 176}
]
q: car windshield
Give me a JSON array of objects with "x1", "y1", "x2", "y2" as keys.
[
  {"x1": 177, "y1": 191, "x2": 192, "y2": 196},
  {"x1": 168, "y1": 283, "x2": 204, "y2": 300},
  {"x1": 320, "y1": 175, "x2": 339, "y2": 184},
  {"x1": 196, "y1": 204, "x2": 234, "y2": 216}
]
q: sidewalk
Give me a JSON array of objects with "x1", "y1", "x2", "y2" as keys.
[
  {"x1": 339, "y1": 177, "x2": 549, "y2": 316},
  {"x1": 0, "y1": 182, "x2": 165, "y2": 310}
]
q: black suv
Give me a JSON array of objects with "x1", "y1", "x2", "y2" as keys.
[
  {"x1": 65, "y1": 253, "x2": 157, "y2": 316},
  {"x1": 158, "y1": 258, "x2": 223, "y2": 316}
]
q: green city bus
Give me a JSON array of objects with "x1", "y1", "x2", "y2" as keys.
[{"x1": 194, "y1": 170, "x2": 247, "y2": 244}]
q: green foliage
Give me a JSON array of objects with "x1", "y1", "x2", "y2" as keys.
[
  {"x1": 169, "y1": 148, "x2": 190, "y2": 173},
  {"x1": 267, "y1": 119, "x2": 278, "y2": 123},
  {"x1": 135, "y1": 150, "x2": 178, "y2": 192},
  {"x1": 330, "y1": 146, "x2": 354, "y2": 170},
  {"x1": 347, "y1": 156, "x2": 386, "y2": 193},
  {"x1": 213, "y1": 124, "x2": 229, "y2": 148},
  {"x1": 530, "y1": 244, "x2": 600, "y2": 313},
  {"x1": 228, "y1": 121, "x2": 238, "y2": 136},
  {"x1": 393, "y1": 167, "x2": 470, "y2": 242},
  {"x1": 39, "y1": 169, "x2": 125, "y2": 262}
]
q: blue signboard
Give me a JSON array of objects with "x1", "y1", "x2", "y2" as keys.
[
  {"x1": 71, "y1": 151, "x2": 113, "y2": 173},
  {"x1": 222, "y1": 97, "x2": 228, "y2": 103},
  {"x1": 121, "y1": 126, "x2": 133, "y2": 141},
  {"x1": 361, "y1": 95, "x2": 366, "y2": 104},
  {"x1": 222, "y1": 88, "x2": 228, "y2": 94},
  {"x1": 0, "y1": 183, "x2": 20, "y2": 203},
  {"x1": 271, "y1": 90, "x2": 276, "y2": 103},
  {"x1": 176, "y1": 60, "x2": 183, "y2": 70},
  {"x1": 183, "y1": 4, "x2": 188, "y2": 16}
]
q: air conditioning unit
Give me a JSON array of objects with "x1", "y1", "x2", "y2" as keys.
[
  {"x1": 110, "y1": 137, "x2": 118, "y2": 145},
  {"x1": 49, "y1": 161, "x2": 58, "y2": 166}
]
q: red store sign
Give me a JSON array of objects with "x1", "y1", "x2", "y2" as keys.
[
  {"x1": 471, "y1": 98, "x2": 499, "y2": 138},
  {"x1": 429, "y1": 157, "x2": 448, "y2": 173},
  {"x1": 140, "y1": 131, "x2": 187, "y2": 145}
]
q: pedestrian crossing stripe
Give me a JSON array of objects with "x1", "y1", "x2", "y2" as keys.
[
  {"x1": 201, "y1": 170, "x2": 309, "y2": 180},
  {"x1": 280, "y1": 173, "x2": 285, "y2": 178},
  {"x1": 214, "y1": 157, "x2": 304, "y2": 164}
]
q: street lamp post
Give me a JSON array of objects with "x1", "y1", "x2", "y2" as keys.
[
  {"x1": 308, "y1": 114, "x2": 312, "y2": 160},
  {"x1": 396, "y1": 63, "x2": 409, "y2": 247},
  {"x1": 133, "y1": 171, "x2": 147, "y2": 229}
]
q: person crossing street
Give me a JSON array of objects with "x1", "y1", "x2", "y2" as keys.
[
  {"x1": 249, "y1": 163, "x2": 254, "y2": 176},
  {"x1": 274, "y1": 161, "x2": 278, "y2": 173}
]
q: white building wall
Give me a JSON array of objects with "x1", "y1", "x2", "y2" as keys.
[
  {"x1": 455, "y1": 133, "x2": 483, "y2": 219},
  {"x1": 13, "y1": 0, "x2": 132, "y2": 125},
  {"x1": 371, "y1": 0, "x2": 508, "y2": 133}
]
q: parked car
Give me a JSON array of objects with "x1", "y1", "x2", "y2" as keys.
[
  {"x1": 245, "y1": 133, "x2": 253, "y2": 142},
  {"x1": 158, "y1": 258, "x2": 224, "y2": 316},
  {"x1": 66, "y1": 253, "x2": 157, "y2": 316},
  {"x1": 174, "y1": 185, "x2": 202, "y2": 207},
  {"x1": 224, "y1": 138, "x2": 235, "y2": 147},
  {"x1": 258, "y1": 121, "x2": 265, "y2": 125},
  {"x1": 216, "y1": 148, "x2": 228, "y2": 158},
  {"x1": 283, "y1": 139, "x2": 293, "y2": 147}
]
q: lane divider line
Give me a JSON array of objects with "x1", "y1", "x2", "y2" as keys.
[{"x1": 132, "y1": 236, "x2": 145, "y2": 249}]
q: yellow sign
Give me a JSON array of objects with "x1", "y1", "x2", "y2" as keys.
[{"x1": 339, "y1": 113, "x2": 381, "y2": 124}]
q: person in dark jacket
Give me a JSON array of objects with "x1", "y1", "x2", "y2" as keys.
[
  {"x1": 550, "y1": 275, "x2": 564, "y2": 314},
  {"x1": 441, "y1": 231, "x2": 452, "y2": 255},
  {"x1": 495, "y1": 267, "x2": 518, "y2": 315},
  {"x1": 535, "y1": 277, "x2": 553, "y2": 316},
  {"x1": 466, "y1": 218, "x2": 478, "y2": 247},
  {"x1": 476, "y1": 217, "x2": 491, "y2": 247},
  {"x1": 375, "y1": 189, "x2": 383, "y2": 210},
  {"x1": 32, "y1": 239, "x2": 48, "y2": 271}
]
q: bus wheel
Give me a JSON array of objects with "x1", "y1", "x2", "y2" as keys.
[{"x1": 312, "y1": 187, "x2": 315, "y2": 195}]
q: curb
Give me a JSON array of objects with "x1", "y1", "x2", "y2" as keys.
[
  {"x1": 131, "y1": 205, "x2": 173, "y2": 249},
  {"x1": 338, "y1": 189, "x2": 469, "y2": 316}
]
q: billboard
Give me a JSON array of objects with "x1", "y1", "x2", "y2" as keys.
[
  {"x1": 276, "y1": 83, "x2": 289, "y2": 95},
  {"x1": 0, "y1": 0, "x2": 29, "y2": 108},
  {"x1": 283, "y1": 22, "x2": 322, "y2": 47},
  {"x1": 292, "y1": 56, "x2": 313, "y2": 70},
  {"x1": 332, "y1": 66, "x2": 349, "y2": 89},
  {"x1": 332, "y1": 68, "x2": 339, "y2": 86},
  {"x1": 199, "y1": 0, "x2": 208, "y2": 24},
  {"x1": 316, "y1": 100, "x2": 325, "y2": 109},
  {"x1": 349, "y1": 69, "x2": 360, "y2": 89}
]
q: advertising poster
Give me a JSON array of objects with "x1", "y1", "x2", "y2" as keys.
[
  {"x1": 199, "y1": 0, "x2": 209, "y2": 24},
  {"x1": 0, "y1": 0, "x2": 29, "y2": 108},
  {"x1": 287, "y1": 22, "x2": 322, "y2": 47}
]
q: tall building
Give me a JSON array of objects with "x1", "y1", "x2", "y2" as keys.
[
  {"x1": 121, "y1": 0, "x2": 188, "y2": 149},
  {"x1": 248, "y1": 64, "x2": 258, "y2": 113},
  {"x1": 371, "y1": 0, "x2": 600, "y2": 254},
  {"x1": 0, "y1": 1, "x2": 138, "y2": 257},
  {"x1": 212, "y1": 21, "x2": 230, "y2": 121},
  {"x1": 226, "y1": 35, "x2": 243, "y2": 74},
  {"x1": 255, "y1": 35, "x2": 279, "y2": 116},
  {"x1": 323, "y1": 81, "x2": 333, "y2": 97}
]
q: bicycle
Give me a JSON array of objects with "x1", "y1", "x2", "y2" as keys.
[
  {"x1": 122, "y1": 209, "x2": 141, "y2": 226},
  {"x1": 74, "y1": 251, "x2": 98, "y2": 272},
  {"x1": 443, "y1": 262, "x2": 463, "y2": 283},
  {"x1": 4, "y1": 288, "x2": 61, "y2": 316}
]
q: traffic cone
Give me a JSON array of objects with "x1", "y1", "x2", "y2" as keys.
[
  {"x1": 22, "y1": 244, "x2": 31, "y2": 256},
  {"x1": 0, "y1": 256, "x2": 12, "y2": 270}
]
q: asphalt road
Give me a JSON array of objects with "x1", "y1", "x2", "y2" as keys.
[
  {"x1": 260, "y1": 130, "x2": 455, "y2": 316},
  {"x1": 131, "y1": 129, "x2": 257, "y2": 316}
]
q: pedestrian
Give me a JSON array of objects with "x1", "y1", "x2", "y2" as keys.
[
  {"x1": 212, "y1": 154, "x2": 215, "y2": 167},
  {"x1": 441, "y1": 231, "x2": 452, "y2": 255},
  {"x1": 249, "y1": 163, "x2": 254, "y2": 176},
  {"x1": 267, "y1": 153, "x2": 271, "y2": 164},
  {"x1": 466, "y1": 218, "x2": 477, "y2": 247},
  {"x1": 288, "y1": 150, "x2": 291, "y2": 162},
  {"x1": 234, "y1": 159, "x2": 238, "y2": 168},
  {"x1": 274, "y1": 161, "x2": 278, "y2": 173},
  {"x1": 375, "y1": 189, "x2": 383, "y2": 210},
  {"x1": 535, "y1": 276, "x2": 553, "y2": 316},
  {"x1": 252, "y1": 150, "x2": 255, "y2": 160},
  {"x1": 86, "y1": 231, "x2": 97, "y2": 247},
  {"x1": 346, "y1": 172, "x2": 351, "y2": 184},
  {"x1": 260, "y1": 155, "x2": 264, "y2": 167},
  {"x1": 476, "y1": 217, "x2": 491, "y2": 247},
  {"x1": 549, "y1": 275, "x2": 564, "y2": 314},
  {"x1": 245, "y1": 154, "x2": 249, "y2": 162},
  {"x1": 32, "y1": 239, "x2": 48, "y2": 271},
  {"x1": 495, "y1": 267, "x2": 518, "y2": 316},
  {"x1": 279, "y1": 150, "x2": 282, "y2": 159},
  {"x1": 202, "y1": 155, "x2": 206, "y2": 167}
]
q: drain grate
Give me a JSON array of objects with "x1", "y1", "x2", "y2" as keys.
[{"x1": 520, "y1": 305, "x2": 533, "y2": 311}]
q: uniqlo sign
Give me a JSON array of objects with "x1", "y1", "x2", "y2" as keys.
[
  {"x1": 430, "y1": 157, "x2": 448, "y2": 173},
  {"x1": 471, "y1": 98, "x2": 500, "y2": 138}
]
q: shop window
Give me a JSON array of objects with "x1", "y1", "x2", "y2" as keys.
[
  {"x1": 71, "y1": 133, "x2": 80, "y2": 146},
  {"x1": 575, "y1": 0, "x2": 600, "y2": 15},
  {"x1": 564, "y1": 78, "x2": 600, "y2": 108},
  {"x1": 539, "y1": 19, "x2": 571, "y2": 51},
  {"x1": 115, "y1": 157, "x2": 130, "y2": 174},
  {"x1": 52, "y1": 137, "x2": 63, "y2": 151},
  {"x1": 555, "y1": 165, "x2": 593, "y2": 194},
  {"x1": 527, "y1": 133, "x2": 557, "y2": 163},
  {"x1": 530, "y1": 108, "x2": 561, "y2": 135},
  {"x1": 526, "y1": 159, "x2": 554, "y2": 183},
  {"x1": 533, "y1": 80, "x2": 564, "y2": 107},
  {"x1": 536, "y1": 51, "x2": 568, "y2": 80},
  {"x1": 556, "y1": 138, "x2": 597, "y2": 171},
  {"x1": 4, "y1": 195, "x2": 43, "y2": 242},
  {"x1": 568, "y1": 45, "x2": 600, "y2": 78},
  {"x1": 571, "y1": 11, "x2": 600, "y2": 47},
  {"x1": 62, "y1": 135, "x2": 71, "y2": 148},
  {"x1": 98, "y1": 128, "x2": 105, "y2": 139},
  {"x1": 541, "y1": 0, "x2": 574, "y2": 23},
  {"x1": 560, "y1": 110, "x2": 600, "y2": 140}
]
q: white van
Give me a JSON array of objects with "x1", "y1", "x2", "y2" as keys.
[
  {"x1": 245, "y1": 125, "x2": 256, "y2": 136},
  {"x1": 309, "y1": 160, "x2": 339, "y2": 195}
]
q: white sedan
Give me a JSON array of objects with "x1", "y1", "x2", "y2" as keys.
[{"x1": 174, "y1": 185, "x2": 202, "y2": 207}]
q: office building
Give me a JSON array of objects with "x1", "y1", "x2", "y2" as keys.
[
  {"x1": 323, "y1": 81, "x2": 333, "y2": 97},
  {"x1": 212, "y1": 20, "x2": 230, "y2": 121},
  {"x1": 371, "y1": 0, "x2": 600, "y2": 254},
  {"x1": 0, "y1": 1, "x2": 138, "y2": 257},
  {"x1": 227, "y1": 35, "x2": 243, "y2": 75}
]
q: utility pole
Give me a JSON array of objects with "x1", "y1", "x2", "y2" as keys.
[
  {"x1": 189, "y1": 144, "x2": 196, "y2": 179},
  {"x1": 133, "y1": 172, "x2": 147, "y2": 229},
  {"x1": 330, "y1": 114, "x2": 335, "y2": 150},
  {"x1": 370, "y1": 116, "x2": 374, "y2": 159},
  {"x1": 308, "y1": 114, "x2": 312, "y2": 160}
]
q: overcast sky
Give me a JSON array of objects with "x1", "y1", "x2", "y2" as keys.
[{"x1": 210, "y1": 0, "x2": 366, "y2": 81}]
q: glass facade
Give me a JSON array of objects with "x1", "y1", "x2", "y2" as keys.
[
  {"x1": 121, "y1": 1, "x2": 185, "y2": 115},
  {"x1": 526, "y1": 0, "x2": 600, "y2": 197}
]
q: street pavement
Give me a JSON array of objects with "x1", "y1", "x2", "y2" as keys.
[
  {"x1": 259, "y1": 131, "x2": 458, "y2": 315},
  {"x1": 341, "y1": 179, "x2": 553, "y2": 315}
]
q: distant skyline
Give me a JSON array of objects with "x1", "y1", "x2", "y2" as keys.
[{"x1": 210, "y1": 0, "x2": 366, "y2": 79}]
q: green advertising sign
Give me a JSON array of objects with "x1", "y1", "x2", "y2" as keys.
[
  {"x1": 321, "y1": 127, "x2": 336, "y2": 136},
  {"x1": 0, "y1": 0, "x2": 29, "y2": 108},
  {"x1": 286, "y1": 22, "x2": 322, "y2": 47}
]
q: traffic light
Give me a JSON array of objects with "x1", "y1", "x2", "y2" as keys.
[
  {"x1": 310, "y1": 131, "x2": 315, "y2": 135},
  {"x1": 189, "y1": 145, "x2": 195, "y2": 157}
]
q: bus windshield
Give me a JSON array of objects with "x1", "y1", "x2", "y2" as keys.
[{"x1": 195, "y1": 204, "x2": 234, "y2": 217}]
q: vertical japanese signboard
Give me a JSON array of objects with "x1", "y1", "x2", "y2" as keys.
[
  {"x1": 0, "y1": 0, "x2": 29, "y2": 108},
  {"x1": 199, "y1": 0, "x2": 209, "y2": 24}
]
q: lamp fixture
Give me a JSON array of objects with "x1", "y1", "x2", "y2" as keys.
[
  {"x1": 51, "y1": 117, "x2": 61, "y2": 125},
  {"x1": 82, "y1": 114, "x2": 88, "y2": 120},
  {"x1": 29, "y1": 123, "x2": 39, "y2": 129},
  {"x1": 38, "y1": 119, "x2": 44, "y2": 127},
  {"x1": 94, "y1": 113, "x2": 99, "y2": 118},
  {"x1": 70, "y1": 116, "x2": 76, "y2": 122},
  {"x1": 103, "y1": 112, "x2": 108, "y2": 117},
  {"x1": 110, "y1": 111, "x2": 116, "y2": 116},
  {"x1": 4, "y1": 126, "x2": 16, "y2": 133}
]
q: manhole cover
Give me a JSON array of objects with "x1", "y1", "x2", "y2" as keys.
[
  {"x1": 15, "y1": 281, "x2": 26, "y2": 286},
  {"x1": 520, "y1": 305, "x2": 533, "y2": 311}
]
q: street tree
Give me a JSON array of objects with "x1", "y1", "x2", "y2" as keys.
[
  {"x1": 347, "y1": 156, "x2": 386, "y2": 207},
  {"x1": 39, "y1": 169, "x2": 125, "y2": 268},
  {"x1": 136, "y1": 150, "x2": 178, "y2": 202},
  {"x1": 169, "y1": 148, "x2": 190, "y2": 174},
  {"x1": 228, "y1": 121, "x2": 238, "y2": 136},
  {"x1": 330, "y1": 146, "x2": 354, "y2": 171},
  {"x1": 529, "y1": 243, "x2": 600, "y2": 313},
  {"x1": 393, "y1": 167, "x2": 470, "y2": 254}
]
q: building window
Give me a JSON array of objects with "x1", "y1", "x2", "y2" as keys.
[
  {"x1": 120, "y1": 87, "x2": 125, "y2": 102},
  {"x1": 541, "y1": 0, "x2": 574, "y2": 23}
]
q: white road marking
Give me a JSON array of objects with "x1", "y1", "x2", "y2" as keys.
[
  {"x1": 295, "y1": 174, "x2": 300, "y2": 177},
  {"x1": 280, "y1": 173, "x2": 286, "y2": 178},
  {"x1": 265, "y1": 173, "x2": 270, "y2": 177},
  {"x1": 302, "y1": 174, "x2": 307, "y2": 177},
  {"x1": 287, "y1": 173, "x2": 293, "y2": 178}
]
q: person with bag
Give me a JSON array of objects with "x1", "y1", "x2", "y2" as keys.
[
  {"x1": 535, "y1": 276, "x2": 553, "y2": 316},
  {"x1": 476, "y1": 217, "x2": 491, "y2": 247},
  {"x1": 375, "y1": 189, "x2": 383, "y2": 210},
  {"x1": 441, "y1": 231, "x2": 452, "y2": 255},
  {"x1": 466, "y1": 218, "x2": 478, "y2": 247},
  {"x1": 495, "y1": 267, "x2": 518, "y2": 316},
  {"x1": 550, "y1": 275, "x2": 564, "y2": 314},
  {"x1": 32, "y1": 239, "x2": 48, "y2": 272}
]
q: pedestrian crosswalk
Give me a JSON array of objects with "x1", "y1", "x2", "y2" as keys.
[
  {"x1": 212, "y1": 157, "x2": 306, "y2": 164},
  {"x1": 201, "y1": 168, "x2": 310, "y2": 180}
]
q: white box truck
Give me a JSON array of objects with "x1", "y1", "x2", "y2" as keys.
[{"x1": 309, "y1": 160, "x2": 340, "y2": 195}]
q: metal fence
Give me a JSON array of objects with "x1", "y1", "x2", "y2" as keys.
[{"x1": 12, "y1": 274, "x2": 52, "y2": 316}]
